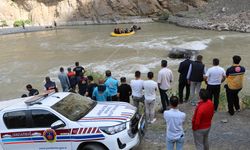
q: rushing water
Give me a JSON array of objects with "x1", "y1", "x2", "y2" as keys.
[{"x1": 0, "y1": 23, "x2": 249, "y2": 100}]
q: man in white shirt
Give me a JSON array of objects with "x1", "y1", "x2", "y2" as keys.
[
  {"x1": 164, "y1": 96, "x2": 186, "y2": 150},
  {"x1": 204, "y1": 58, "x2": 226, "y2": 111},
  {"x1": 130, "y1": 71, "x2": 144, "y2": 112},
  {"x1": 158, "y1": 60, "x2": 173, "y2": 112},
  {"x1": 143, "y1": 72, "x2": 158, "y2": 124}
]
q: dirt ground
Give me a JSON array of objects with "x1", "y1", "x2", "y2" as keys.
[{"x1": 136, "y1": 103, "x2": 250, "y2": 150}]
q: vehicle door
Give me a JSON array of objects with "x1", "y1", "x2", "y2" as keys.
[
  {"x1": 1, "y1": 110, "x2": 34, "y2": 150},
  {"x1": 30, "y1": 109, "x2": 72, "y2": 150}
]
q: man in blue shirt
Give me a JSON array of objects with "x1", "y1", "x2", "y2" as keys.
[
  {"x1": 104, "y1": 70, "x2": 118, "y2": 101},
  {"x1": 92, "y1": 79, "x2": 111, "y2": 101}
]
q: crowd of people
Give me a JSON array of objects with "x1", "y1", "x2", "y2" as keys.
[{"x1": 22, "y1": 55, "x2": 245, "y2": 150}]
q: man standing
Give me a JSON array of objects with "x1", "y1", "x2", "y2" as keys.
[
  {"x1": 58, "y1": 67, "x2": 70, "y2": 92},
  {"x1": 26, "y1": 84, "x2": 39, "y2": 96},
  {"x1": 67, "y1": 67, "x2": 77, "y2": 92},
  {"x1": 73, "y1": 62, "x2": 85, "y2": 83},
  {"x1": 164, "y1": 96, "x2": 186, "y2": 150},
  {"x1": 130, "y1": 71, "x2": 144, "y2": 111},
  {"x1": 192, "y1": 89, "x2": 214, "y2": 150},
  {"x1": 158, "y1": 60, "x2": 173, "y2": 112},
  {"x1": 225, "y1": 55, "x2": 245, "y2": 116},
  {"x1": 143, "y1": 72, "x2": 158, "y2": 124},
  {"x1": 187, "y1": 55, "x2": 206, "y2": 106},
  {"x1": 178, "y1": 55, "x2": 192, "y2": 103},
  {"x1": 117, "y1": 77, "x2": 132, "y2": 103},
  {"x1": 104, "y1": 70, "x2": 118, "y2": 101},
  {"x1": 85, "y1": 76, "x2": 97, "y2": 98},
  {"x1": 44, "y1": 77, "x2": 58, "y2": 92},
  {"x1": 204, "y1": 58, "x2": 226, "y2": 112}
]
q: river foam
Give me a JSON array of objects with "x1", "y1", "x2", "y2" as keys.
[{"x1": 104, "y1": 36, "x2": 211, "y2": 51}]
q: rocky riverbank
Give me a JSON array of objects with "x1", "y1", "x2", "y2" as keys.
[
  {"x1": 0, "y1": 17, "x2": 153, "y2": 35},
  {"x1": 167, "y1": 0, "x2": 250, "y2": 33}
]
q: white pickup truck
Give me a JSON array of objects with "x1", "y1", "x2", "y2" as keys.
[{"x1": 0, "y1": 92, "x2": 145, "y2": 150}]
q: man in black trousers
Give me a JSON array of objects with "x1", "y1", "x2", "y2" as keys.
[{"x1": 178, "y1": 55, "x2": 192, "y2": 103}]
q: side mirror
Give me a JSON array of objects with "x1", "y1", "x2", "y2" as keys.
[{"x1": 51, "y1": 120, "x2": 65, "y2": 130}]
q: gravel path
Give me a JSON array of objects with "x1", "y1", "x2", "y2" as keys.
[
  {"x1": 0, "y1": 26, "x2": 56, "y2": 35},
  {"x1": 136, "y1": 103, "x2": 250, "y2": 150}
]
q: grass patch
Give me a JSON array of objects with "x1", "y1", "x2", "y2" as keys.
[{"x1": 242, "y1": 95, "x2": 250, "y2": 108}]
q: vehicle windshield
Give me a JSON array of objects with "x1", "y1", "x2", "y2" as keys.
[{"x1": 51, "y1": 93, "x2": 96, "y2": 121}]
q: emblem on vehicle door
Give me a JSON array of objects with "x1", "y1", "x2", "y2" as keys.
[{"x1": 43, "y1": 129, "x2": 57, "y2": 143}]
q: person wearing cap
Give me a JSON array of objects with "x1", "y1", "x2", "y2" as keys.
[
  {"x1": 117, "y1": 77, "x2": 132, "y2": 103},
  {"x1": 104, "y1": 70, "x2": 118, "y2": 101},
  {"x1": 178, "y1": 55, "x2": 192, "y2": 103},
  {"x1": 164, "y1": 96, "x2": 186, "y2": 150}
]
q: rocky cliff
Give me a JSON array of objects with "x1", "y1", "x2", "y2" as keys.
[
  {"x1": 0, "y1": 0, "x2": 200, "y2": 26},
  {"x1": 1, "y1": 0, "x2": 248, "y2": 33}
]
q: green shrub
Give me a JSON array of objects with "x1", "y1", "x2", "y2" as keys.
[
  {"x1": 0, "y1": 20, "x2": 8, "y2": 27},
  {"x1": 242, "y1": 95, "x2": 250, "y2": 108},
  {"x1": 24, "y1": 19, "x2": 32, "y2": 25},
  {"x1": 13, "y1": 20, "x2": 24, "y2": 27},
  {"x1": 13, "y1": 19, "x2": 32, "y2": 27},
  {"x1": 85, "y1": 71, "x2": 104, "y2": 83}
]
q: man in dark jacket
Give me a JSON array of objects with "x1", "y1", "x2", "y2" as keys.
[
  {"x1": 26, "y1": 84, "x2": 39, "y2": 96},
  {"x1": 187, "y1": 55, "x2": 206, "y2": 106},
  {"x1": 178, "y1": 55, "x2": 192, "y2": 103},
  {"x1": 44, "y1": 77, "x2": 58, "y2": 92}
]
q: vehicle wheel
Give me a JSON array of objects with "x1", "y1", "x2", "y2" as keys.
[{"x1": 81, "y1": 144, "x2": 106, "y2": 150}]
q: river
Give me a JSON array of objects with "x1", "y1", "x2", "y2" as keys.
[{"x1": 0, "y1": 23, "x2": 249, "y2": 100}]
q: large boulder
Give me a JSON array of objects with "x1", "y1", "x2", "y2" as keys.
[{"x1": 168, "y1": 47, "x2": 198, "y2": 59}]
